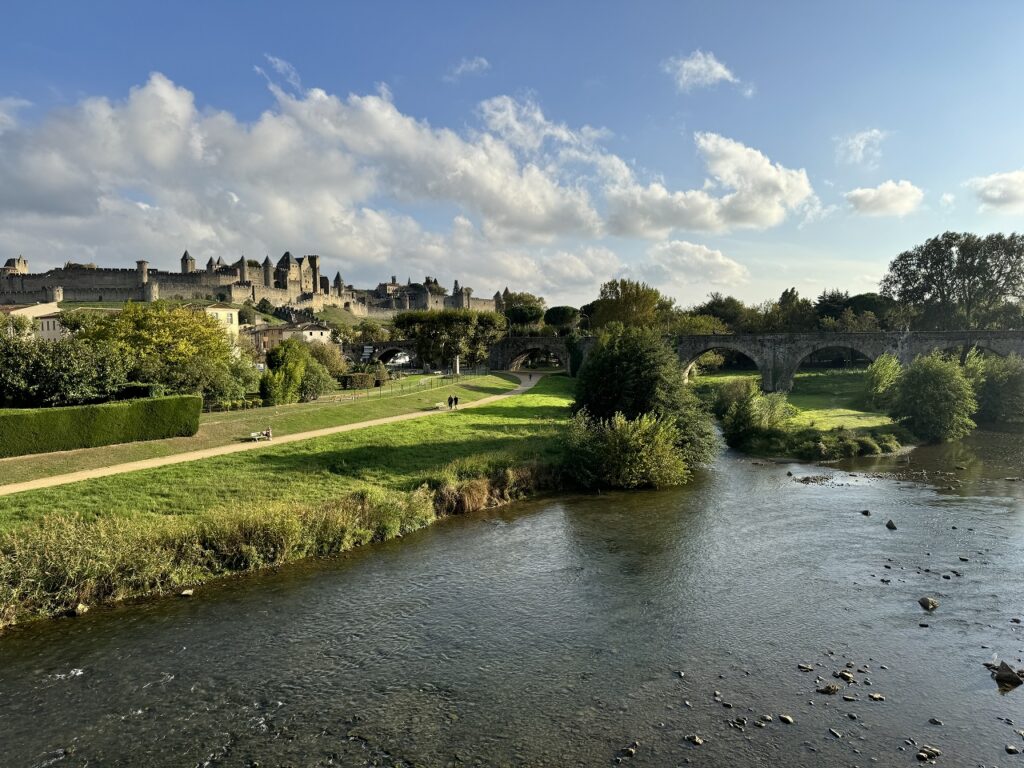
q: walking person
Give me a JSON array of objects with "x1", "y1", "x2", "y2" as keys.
[
  {"x1": 453, "y1": 395, "x2": 459, "y2": 409},
  {"x1": 447, "y1": 394, "x2": 454, "y2": 410}
]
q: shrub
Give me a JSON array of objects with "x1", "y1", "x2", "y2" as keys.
[
  {"x1": 0, "y1": 395, "x2": 201, "y2": 458},
  {"x1": 574, "y1": 324, "x2": 719, "y2": 465},
  {"x1": 889, "y1": 353, "x2": 976, "y2": 442},
  {"x1": 564, "y1": 411, "x2": 689, "y2": 489},
  {"x1": 339, "y1": 372, "x2": 377, "y2": 390},
  {"x1": 719, "y1": 380, "x2": 796, "y2": 442},
  {"x1": 855, "y1": 435, "x2": 882, "y2": 455},
  {"x1": 972, "y1": 353, "x2": 1024, "y2": 424},
  {"x1": 864, "y1": 353, "x2": 902, "y2": 409},
  {"x1": 298, "y1": 360, "x2": 335, "y2": 402}
]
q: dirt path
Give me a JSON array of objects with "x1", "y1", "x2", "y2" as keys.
[{"x1": 0, "y1": 373, "x2": 543, "y2": 498}]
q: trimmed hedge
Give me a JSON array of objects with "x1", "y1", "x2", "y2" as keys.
[
  {"x1": 338, "y1": 373, "x2": 378, "y2": 390},
  {"x1": 0, "y1": 396, "x2": 202, "y2": 458}
]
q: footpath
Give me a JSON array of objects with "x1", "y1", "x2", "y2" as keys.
[{"x1": 0, "y1": 373, "x2": 540, "y2": 497}]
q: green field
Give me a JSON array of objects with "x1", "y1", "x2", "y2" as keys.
[
  {"x1": 0, "y1": 375, "x2": 573, "y2": 528},
  {"x1": 0, "y1": 374, "x2": 517, "y2": 487},
  {"x1": 698, "y1": 368, "x2": 894, "y2": 432}
]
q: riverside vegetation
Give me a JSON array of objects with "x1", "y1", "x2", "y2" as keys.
[{"x1": 0, "y1": 376, "x2": 573, "y2": 628}]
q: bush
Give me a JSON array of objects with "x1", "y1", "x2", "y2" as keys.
[
  {"x1": 971, "y1": 353, "x2": 1024, "y2": 424},
  {"x1": 864, "y1": 353, "x2": 901, "y2": 410},
  {"x1": 564, "y1": 411, "x2": 689, "y2": 489},
  {"x1": 890, "y1": 353, "x2": 976, "y2": 442},
  {"x1": 339, "y1": 372, "x2": 377, "y2": 390},
  {"x1": 298, "y1": 360, "x2": 335, "y2": 402},
  {"x1": 0, "y1": 395, "x2": 201, "y2": 458},
  {"x1": 718, "y1": 380, "x2": 797, "y2": 442},
  {"x1": 574, "y1": 324, "x2": 719, "y2": 465}
]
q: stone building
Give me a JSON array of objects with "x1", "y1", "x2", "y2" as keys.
[{"x1": 0, "y1": 253, "x2": 499, "y2": 318}]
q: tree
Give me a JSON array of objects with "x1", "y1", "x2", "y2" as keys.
[
  {"x1": 255, "y1": 298, "x2": 275, "y2": 315},
  {"x1": 889, "y1": 353, "x2": 977, "y2": 442},
  {"x1": 393, "y1": 310, "x2": 507, "y2": 369},
  {"x1": 543, "y1": 306, "x2": 580, "y2": 329},
  {"x1": 694, "y1": 293, "x2": 748, "y2": 329},
  {"x1": 814, "y1": 289, "x2": 850, "y2": 321},
  {"x1": 300, "y1": 340, "x2": 347, "y2": 377},
  {"x1": 762, "y1": 288, "x2": 817, "y2": 331},
  {"x1": 298, "y1": 359, "x2": 335, "y2": 402},
  {"x1": 238, "y1": 303, "x2": 257, "y2": 325},
  {"x1": 67, "y1": 302, "x2": 247, "y2": 398},
  {"x1": 354, "y1": 319, "x2": 390, "y2": 343},
  {"x1": 881, "y1": 231, "x2": 1024, "y2": 329},
  {"x1": 590, "y1": 279, "x2": 673, "y2": 330},
  {"x1": 574, "y1": 324, "x2": 718, "y2": 466},
  {"x1": 503, "y1": 291, "x2": 546, "y2": 327}
]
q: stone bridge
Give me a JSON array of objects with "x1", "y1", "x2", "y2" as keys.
[
  {"x1": 363, "y1": 331, "x2": 1024, "y2": 390},
  {"x1": 677, "y1": 330, "x2": 1024, "y2": 391}
]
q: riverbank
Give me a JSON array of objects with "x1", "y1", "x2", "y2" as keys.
[
  {"x1": 0, "y1": 375, "x2": 576, "y2": 629},
  {"x1": 695, "y1": 369, "x2": 915, "y2": 460}
]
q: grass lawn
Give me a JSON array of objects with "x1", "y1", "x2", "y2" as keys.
[
  {"x1": 0, "y1": 374, "x2": 518, "y2": 487},
  {"x1": 697, "y1": 368, "x2": 895, "y2": 432},
  {"x1": 0, "y1": 375, "x2": 575, "y2": 529},
  {"x1": 316, "y1": 305, "x2": 364, "y2": 327}
]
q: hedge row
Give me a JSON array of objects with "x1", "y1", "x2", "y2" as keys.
[
  {"x1": 338, "y1": 373, "x2": 379, "y2": 390},
  {"x1": 0, "y1": 396, "x2": 202, "y2": 458}
]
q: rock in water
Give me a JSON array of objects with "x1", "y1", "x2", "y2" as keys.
[
  {"x1": 886, "y1": 519, "x2": 897, "y2": 531},
  {"x1": 180, "y1": 589, "x2": 194, "y2": 597},
  {"x1": 918, "y1": 597, "x2": 939, "y2": 611},
  {"x1": 779, "y1": 715, "x2": 795, "y2": 724},
  {"x1": 817, "y1": 683, "x2": 841, "y2": 695},
  {"x1": 74, "y1": 603, "x2": 89, "y2": 616},
  {"x1": 861, "y1": 509, "x2": 871, "y2": 516},
  {"x1": 685, "y1": 734, "x2": 704, "y2": 746},
  {"x1": 994, "y1": 661, "x2": 1024, "y2": 688}
]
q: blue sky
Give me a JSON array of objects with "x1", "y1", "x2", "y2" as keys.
[{"x1": 2, "y1": 2, "x2": 1023, "y2": 306}]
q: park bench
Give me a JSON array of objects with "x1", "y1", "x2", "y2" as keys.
[{"x1": 249, "y1": 430, "x2": 272, "y2": 442}]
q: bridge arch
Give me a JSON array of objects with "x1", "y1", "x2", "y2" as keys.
[
  {"x1": 677, "y1": 337, "x2": 773, "y2": 391},
  {"x1": 489, "y1": 337, "x2": 571, "y2": 371},
  {"x1": 373, "y1": 346, "x2": 415, "y2": 365}
]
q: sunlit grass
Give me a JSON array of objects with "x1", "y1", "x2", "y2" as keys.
[
  {"x1": 0, "y1": 376, "x2": 576, "y2": 529},
  {"x1": 0, "y1": 374, "x2": 518, "y2": 486}
]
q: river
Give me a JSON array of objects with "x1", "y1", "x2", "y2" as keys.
[{"x1": 1, "y1": 431, "x2": 1023, "y2": 766}]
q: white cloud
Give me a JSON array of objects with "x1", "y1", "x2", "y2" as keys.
[
  {"x1": 639, "y1": 240, "x2": 749, "y2": 289},
  {"x1": 263, "y1": 54, "x2": 302, "y2": 91},
  {"x1": 662, "y1": 50, "x2": 739, "y2": 92},
  {"x1": 835, "y1": 128, "x2": 887, "y2": 167},
  {"x1": 444, "y1": 56, "x2": 491, "y2": 83},
  {"x1": 966, "y1": 169, "x2": 1024, "y2": 213},
  {"x1": 606, "y1": 132, "x2": 815, "y2": 237},
  {"x1": 0, "y1": 97, "x2": 30, "y2": 135},
  {"x1": 940, "y1": 192, "x2": 956, "y2": 208},
  {"x1": 845, "y1": 179, "x2": 923, "y2": 217}
]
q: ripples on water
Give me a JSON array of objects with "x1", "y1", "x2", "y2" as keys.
[{"x1": 1, "y1": 432, "x2": 1023, "y2": 766}]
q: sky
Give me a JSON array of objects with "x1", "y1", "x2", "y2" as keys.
[{"x1": 2, "y1": 1, "x2": 1023, "y2": 308}]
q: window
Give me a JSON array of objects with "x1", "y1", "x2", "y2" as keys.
[{"x1": 227, "y1": 313, "x2": 233, "y2": 323}]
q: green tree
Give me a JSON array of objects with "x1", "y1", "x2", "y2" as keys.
[
  {"x1": 306, "y1": 340, "x2": 349, "y2": 377},
  {"x1": 238, "y1": 303, "x2": 258, "y2": 325},
  {"x1": 694, "y1": 292, "x2": 748, "y2": 329},
  {"x1": 863, "y1": 353, "x2": 902, "y2": 410},
  {"x1": 393, "y1": 310, "x2": 507, "y2": 369},
  {"x1": 503, "y1": 291, "x2": 546, "y2": 327},
  {"x1": 543, "y1": 305, "x2": 580, "y2": 329},
  {"x1": 574, "y1": 324, "x2": 718, "y2": 466},
  {"x1": 890, "y1": 353, "x2": 977, "y2": 442},
  {"x1": 298, "y1": 359, "x2": 335, "y2": 402},
  {"x1": 590, "y1": 279, "x2": 673, "y2": 330},
  {"x1": 74, "y1": 302, "x2": 242, "y2": 397},
  {"x1": 971, "y1": 352, "x2": 1024, "y2": 424},
  {"x1": 881, "y1": 231, "x2": 1024, "y2": 329}
]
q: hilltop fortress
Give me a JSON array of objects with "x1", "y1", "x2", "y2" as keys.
[{"x1": 0, "y1": 252, "x2": 501, "y2": 316}]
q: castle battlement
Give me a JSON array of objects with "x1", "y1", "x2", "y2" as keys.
[{"x1": 1, "y1": 253, "x2": 498, "y2": 316}]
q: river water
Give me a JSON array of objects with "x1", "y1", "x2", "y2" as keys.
[{"x1": 2, "y1": 432, "x2": 1023, "y2": 767}]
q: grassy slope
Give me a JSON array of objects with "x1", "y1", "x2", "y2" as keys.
[
  {"x1": 698, "y1": 369, "x2": 894, "y2": 432},
  {"x1": 0, "y1": 374, "x2": 517, "y2": 486},
  {"x1": 0, "y1": 375, "x2": 575, "y2": 529},
  {"x1": 316, "y1": 305, "x2": 362, "y2": 327}
]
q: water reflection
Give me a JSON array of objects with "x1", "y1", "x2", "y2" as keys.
[{"x1": 1, "y1": 434, "x2": 1023, "y2": 766}]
